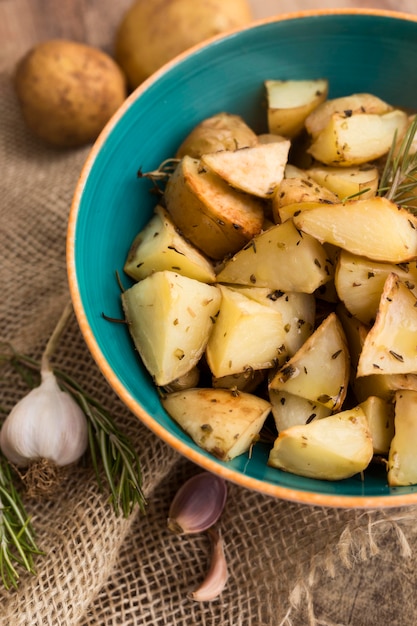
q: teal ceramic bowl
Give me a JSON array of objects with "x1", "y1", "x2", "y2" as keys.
[{"x1": 68, "y1": 9, "x2": 417, "y2": 508}]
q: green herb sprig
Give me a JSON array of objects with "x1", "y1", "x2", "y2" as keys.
[
  {"x1": 378, "y1": 114, "x2": 417, "y2": 210},
  {"x1": 0, "y1": 453, "x2": 41, "y2": 589}
]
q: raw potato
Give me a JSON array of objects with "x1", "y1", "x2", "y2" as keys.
[
  {"x1": 164, "y1": 155, "x2": 265, "y2": 260},
  {"x1": 265, "y1": 78, "x2": 328, "y2": 138},
  {"x1": 268, "y1": 406, "x2": 373, "y2": 481},
  {"x1": 205, "y1": 285, "x2": 290, "y2": 378},
  {"x1": 114, "y1": 0, "x2": 253, "y2": 89},
  {"x1": 176, "y1": 112, "x2": 258, "y2": 159},
  {"x1": 201, "y1": 139, "x2": 290, "y2": 198},
  {"x1": 215, "y1": 220, "x2": 332, "y2": 294},
  {"x1": 293, "y1": 196, "x2": 417, "y2": 263},
  {"x1": 121, "y1": 271, "x2": 221, "y2": 386},
  {"x1": 124, "y1": 205, "x2": 216, "y2": 283},
  {"x1": 357, "y1": 273, "x2": 417, "y2": 377},
  {"x1": 14, "y1": 39, "x2": 127, "y2": 148},
  {"x1": 161, "y1": 387, "x2": 271, "y2": 461},
  {"x1": 307, "y1": 109, "x2": 408, "y2": 166},
  {"x1": 269, "y1": 312, "x2": 350, "y2": 411},
  {"x1": 388, "y1": 390, "x2": 417, "y2": 486}
]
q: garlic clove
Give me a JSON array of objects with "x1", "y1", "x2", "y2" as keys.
[
  {"x1": 189, "y1": 528, "x2": 228, "y2": 602},
  {"x1": 167, "y1": 471, "x2": 227, "y2": 534},
  {"x1": 0, "y1": 369, "x2": 88, "y2": 467}
]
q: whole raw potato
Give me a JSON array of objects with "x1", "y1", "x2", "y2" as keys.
[
  {"x1": 14, "y1": 40, "x2": 127, "y2": 148},
  {"x1": 114, "y1": 0, "x2": 253, "y2": 89}
]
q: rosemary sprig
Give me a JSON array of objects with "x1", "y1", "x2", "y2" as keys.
[
  {"x1": 0, "y1": 347, "x2": 147, "y2": 518},
  {"x1": 378, "y1": 114, "x2": 417, "y2": 210},
  {"x1": 0, "y1": 453, "x2": 42, "y2": 589},
  {"x1": 137, "y1": 158, "x2": 180, "y2": 194}
]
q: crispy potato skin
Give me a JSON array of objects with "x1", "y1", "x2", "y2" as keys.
[{"x1": 14, "y1": 40, "x2": 127, "y2": 148}]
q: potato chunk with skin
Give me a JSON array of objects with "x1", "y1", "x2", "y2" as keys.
[
  {"x1": 335, "y1": 250, "x2": 417, "y2": 325},
  {"x1": 205, "y1": 285, "x2": 289, "y2": 378},
  {"x1": 304, "y1": 92, "x2": 394, "y2": 138},
  {"x1": 357, "y1": 273, "x2": 417, "y2": 377},
  {"x1": 201, "y1": 140, "x2": 290, "y2": 199},
  {"x1": 388, "y1": 390, "x2": 417, "y2": 486},
  {"x1": 306, "y1": 164, "x2": 379, "y2": 201},
  {"x1": 216, "y1": 220, "x2": 332, "y2": 294},
  {"x1": 265, "y1": 79, "x2": 328, "y2": 138},
  {"x1": 269, "y1": 312, "x2": 350, "y2": 411},
  {"x1": 124, "y1": 205, "x2": 216, "y2": 283},
  {"x1": 161, "y1": 387, "x2": 271, "y2": 461},
  {"x1": 175, "y1": 112, "x2": 258, "y2": 159},
  {"x1": 268, "y1": 406, "x2": 373, "y2": 480},
  {"x1": 121, "y1": 271, "x2": 220, "y2": 386},
  {"x1": 269, "y1": 389, "x2": 332, "y2": 433},
  {"x1": 307, "y1": 109, "x2": 408, "y2": 166},
  {"x1": 164, "y1": 155, "x2": 265, "y2": 260},
  {"x1": 293, "y1": 196, "x2": 417, "y2": 264}
]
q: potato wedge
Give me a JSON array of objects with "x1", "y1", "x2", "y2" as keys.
[
  {"x1": 306, "y1": 164, "x2": 379, "y2": 200},
  {"x1": 176, "y1": 112, "x2": 258, "y2": 159},
  {"x1": 265, "y1": 78, "x2": 328, "y2": 138},
  {"x1": 293, "y1": 196, "x2": 417, "y2": 263},
  {"x1": 337, "y1": 302, "x2": 417, "y2": 402},
  {"x1": 268, "y1": 406, "x2": 373, "y2": 480},
  {"x1": 201, "y1": 140, "x2": 290, "y2": 199},
  {"x1": 388, "y1": 390, "x2": 417, "y2": 486},
  {"x1": 216, "y1": 220, "x2": 332, "y2": 294},
  {"x1": 228, "y1": 286, "x2": 315, "y2": 358},
  {"x1": 124, "y1": 205, "x2": 216, "y2": 283},
  {"x1": 161, "y1": 387, "x2": 271, "y2": 461},
  {"x1": 121, "y1": 271, "x2": 220, "y2": 386},
  {"x1": 335, "y1": 250, "x2": 417, "y2": 325},
  {"x1": 305, "y1": 93, "x2": 393, "y2": 138},
  {"x1": 164, "y1": 155, "x2": 265, "y2": 260},
  {"x1": 205, "y1": 285, "x2": 289, "y2": 377},
  {"x1": 307, "y1": 109, "x2": 408, "y2": 166},
  {"x1": 357, "y1": 273, "x2": 417, "y2": 377},
  {"x1": 269, "y1": 312, "x2": 350, "y2": 411},
  {"x1": 360, "y1": 395, "x2": 395, "y2": 456},
  {"x1": 269, "y1": 389, "x2": 332, "y2": 433},
  {"x1": 272, "y1": 173, "x2": 338, "y2": 223}
]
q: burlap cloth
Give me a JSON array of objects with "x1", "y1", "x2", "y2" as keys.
[{"x1": 3, "y1": 6, "x2": 417, "y2": 626}]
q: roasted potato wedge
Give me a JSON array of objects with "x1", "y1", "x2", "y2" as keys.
[
  {"x1": 306, "y1": 164, "x2": 379, "y2": 200},
  {"x1": 357, "y1": 273, "x2": 417, "y2": 377},
  {"x1": 201, "y1": 139, "x2": 290, "y2": 199},
  {"x1": 205, "y1": 285, "x2": 289, "y2": 378},
  {"x1": 161, "y1": 387, "x2": 271, "y2": 461},
  {"x1": 121, "y1": 271, "x2": 220, "y2": 386},
  {"x1": 164, "y1": 155, "x2": 265, "y2": 260},
  {"x1": 307, "y1": 109, "x2": 408, "y2": 166},
  {"x1": 269, "y1": 389, "x2": 332, "y2": 433},
  {"x1": 360, "y1": 395, "x2": 395, "y2": 456},
  {"x1": 216, "y1": 220, "x2": 332, "y2": 294},
  {"x1": 388, "y1": 390, "x2": 417, "y2": 486},
  {"x1": 293, "y1": 196, "x2": 417, "y2": 263},
  {"x1": 268, "y1": 406, "x2": 373, "y2": 480},
  {"x1": 176, "y1": 112, "x2": 258, "y2": 158},
  {"x1": 124, "y1": 204, "x2": 216, "y2": 283},
  {"x1": 269, "y1": 312, "x2": 350, "y2": 411},
  {"x1": 265, "y1": 78, "x2": 328, "y2": 138}
]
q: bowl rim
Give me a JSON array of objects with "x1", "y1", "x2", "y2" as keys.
[{"x1": 67, "y1": 7, "x2": 417, "y2": 509}]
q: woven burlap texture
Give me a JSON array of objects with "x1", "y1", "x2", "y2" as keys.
[{"x1": 2, "y1": 64, "x2": 417, "y2": 626}]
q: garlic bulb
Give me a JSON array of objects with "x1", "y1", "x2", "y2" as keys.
[
  {"x1": 167, "y1": 472, "x2": 227, "y2": 534},
  {"x1": 189, "y1": 528, "x2": 228, "y2": 602},
  {"x1": 0, "y1": 368, "x2": 88, "y2": 467}
]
